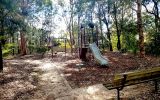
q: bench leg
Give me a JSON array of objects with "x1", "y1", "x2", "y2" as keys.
[
  {"x1": 154, "y1": 81, "x2": 158, "y2": 92},
  {"x1": 117, "y1": 89, "x2": 120, "y2": 100}
]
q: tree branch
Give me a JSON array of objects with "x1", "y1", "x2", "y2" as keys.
[
  {"x1": 131, "y1": 7, "x2": 137, "y2": 12},
  {"x1": 142, "y1": 3, "x2": 155, "y2": 15}
]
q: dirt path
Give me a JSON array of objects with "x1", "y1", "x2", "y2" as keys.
[
  {"x1": 0, "y1": 55, "x2": 118, "y2": 100},
  {"x1": 1, "y1": 54, "x2": 160, "y2": 100},
  {"x1": 1, "y1": 55, "x2": 74, "y2": 100}
]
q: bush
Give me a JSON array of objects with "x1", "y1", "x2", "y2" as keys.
[
  {"x1": 2, "y1": 49, "x2": 12, "y2": 57},
  {"x1": 2, "y1": 43, "x2": 16, "y2": 57},
  {"x1": 36, "y1": 46, "x2": 48, "y2": 54},
  {"x1": 145, "y1": 32, "x2": 160, "y2": 56},
  {"x1": 35, "y1": 46, "x2": 48, "y2": 57},
  {"x1": 28, "y1": 45, "x2": 35, "y2": 54}
]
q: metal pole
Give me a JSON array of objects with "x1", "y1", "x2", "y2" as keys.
[
  {"x1": 155, "y1": 80, "x2": 158, "y2": 92},
  {"x1": 117, "y1": 89, "x2": 120, "y2": 100}
]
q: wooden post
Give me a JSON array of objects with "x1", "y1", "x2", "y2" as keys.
[
  {"x1": 84, "y1": 27, "x2": 86, "y2": 47},
  {"x1": 0, "y1": 42, "x2": 3, "y2": 72},
  {"x1": 80, "y1": 48, "x2": 88, "y2": 61},
  {"x1": 96, "y1": 25, "x2": 99, "y2": 46},
  {"x1": 79, "y1": 26, "x2": 83, "y2": 58},
  {"x1": 65, "y1": 38, "x2": 66, "y2": 58}
]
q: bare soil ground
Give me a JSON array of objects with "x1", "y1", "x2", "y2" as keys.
[
  {"x1": 61, "y1": 51, "x2": 160, "y2": 88},
  {"x1": 0, "y1": 54, "x2": 72, "y2": 100},
  {"x1": 0, "y1": 52, "x2": 160, "y2": 100},
  {"x1": 59, "y1": 51, "x2": 160, "y2": 99}
]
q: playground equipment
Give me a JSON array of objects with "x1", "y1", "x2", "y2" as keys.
[
  {"x1": 89, "y1": 43, "x2": 108, "y2": 66},
  {"x1": 47, "y1": 37, "x2": 67, "y2": 58},
  {"x1": 78, "y1": 22, "x2": 108, "y2": 66}
]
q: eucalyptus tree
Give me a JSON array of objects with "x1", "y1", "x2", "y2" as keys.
[
  {"x1": 142, "y1": 0, "x2": 160, "y2": 33},
  {"x1": 69, "y1": 0, "x2": 75, "y2": 53},
  {"x1": 137, "y1": 0, "x2": 145, "y2": 57},
  {"x1": 116, "y1": 0, "x2": 135, "y2": 51},
  {"x1": 97, "y1": 0, "x2": 113, "y2": 51},
  {"x1": 74, "y1": 0, "x2": 86, "y2": 48},
  {"x1": 56, "y1": 0, "x2": 74, "y2": 53},
  {"x1": 0, "y1": 0, "x2": 20, "y2": 71},
  {"x1": 96, "y1": 2, "x2": 104, "y2": 47},
  {"x1": 41, "y1": 5, "x2": 55, "y2": 46},
  {"x1": 113, "y1": 0, "x2": 122, "y2": 50},
  {"x1": 142, "y1": 0, "x2": 160, "y2": 55},
  {"x1": 17, "y1": 0, "x2": 54, "y2": 55}
]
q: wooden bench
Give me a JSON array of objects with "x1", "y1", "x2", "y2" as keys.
[{"x1": 103, "y1": 67, "x2": 160, "y2": 100}]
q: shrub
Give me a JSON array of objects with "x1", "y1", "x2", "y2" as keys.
[
  {"x1": 2, "y1": 43, "x2": 16, "y2": 57},
  {"x1": 35, "y1": 46, "x2": 48, "y2": 57},
  {"x1": 145, "y1": 32, "x2": 160, "y2": 56},
  {"x1": 36, "y1": 46, "x2": 48, "y2": 54}
]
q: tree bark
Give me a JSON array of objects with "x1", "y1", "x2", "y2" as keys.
[
  {"x1": 69, "y1": 0, "x2": 74, "y2": 54},
  {"x1": 20, "y1": 31, "x2": 27, "y2": 55},
  {"x1": 98, "y1": 3, "x2": 103, "y2": 49},
  {"x1": 114, "y1": 3, "x2": 121, "y2": 50},
  {"x1": 12, "y1": 35, "x2": 15, "y2": 55},
  {"x1": 78, "y1": 15, "x2": 80, "y2": 57},
  {"x1": 137, "y1": 0, "x2": 145, "y2": 57},
  {"x1": 0, "y1": 10, "x2": 4, "y2": 72},
  {"x1": 101, "y1": 5, "x2": 113, "y2": 51}
]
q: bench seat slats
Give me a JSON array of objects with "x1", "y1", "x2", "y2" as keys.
[
  {"x1": 104, "y1": 77, "x2": 160, "y2": 90},
  {"x1": 113, "y1": 67, "x2": 160, "y2": 86},
  {"x1": 104, "y1": 67, "x2": 160, "y2": 89}
]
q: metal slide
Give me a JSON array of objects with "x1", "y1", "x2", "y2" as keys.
[{"x1": 89, "y1": 43, "x2": 109, "y2": 66}]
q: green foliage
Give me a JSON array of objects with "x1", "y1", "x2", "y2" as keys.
[
  {"x1": 111, "y1": 32, "x2": 119, "y2": 51},
  {"x1": 28, "y1": 45, "x2": 35, "y2": 54},
  {"x1": 2, "y1": 49, "x2": 12, "y2": 57},
  {"x1": 100, "y1": 36, "x2": 110, "y2": 49},
  {"x1": 2, "y1": 43, "x2": 16, "y2": 57},
  {"x1": 0, "y1": 0, "x2": 17, "y2": 11},
  {"x1": 120, "y1": 20, "x2": 139, "y2": 54},
  {"x1": 145, "y1": 32, "x2": 160, "y2": 56},
  {"x1": 36, "y1": 46, "x2": 48, "y2": 54},
  {"x1": 4, "y1": 43, "x2": 15, "y2": 49}
]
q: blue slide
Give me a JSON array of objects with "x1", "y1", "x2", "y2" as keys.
[{"x1": 89, "y1": 43, "x2": 109, "y2": 66}]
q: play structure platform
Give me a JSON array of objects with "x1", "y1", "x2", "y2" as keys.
[{"x1": 89, "y1": 43, "x2": 109, "y2": 66}]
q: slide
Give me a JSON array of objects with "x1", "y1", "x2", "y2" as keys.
[{"x1": 89, "y1": 43, "x2": 109, "y2": 66}]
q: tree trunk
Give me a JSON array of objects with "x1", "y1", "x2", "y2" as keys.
[
  {"x1": 0, "y1": 42, "x2": 3, "y2": 72},
  {"x1": 137, "y1": 0, "x2": 145, "y2": 57},
  {"x1": 12, "y1": 35, "x2": 15, "y2": 55},
  {"x1": 69, "y1": 25, "x2": 73, "y2": 53},
  {"x1": 0, "y1": 11, "x2": 4, "y2": 72},
  {"x1": 17, "y1": 33, "x2": 20, "y2": 54},
  {"x1": 78, "y1": 15, "x2": 80, "y2": 57},
  {"x1": 71, "y1": 0, "x2": 75, "y2": 46},
  {"x1": 69, "y1": 0, "x2": 74, "y2": 54},
  {"x1": 98, "y1": 3, "x2": 103, "y2": 49},
  {"x1": 153, "y1": 0, "x2": 160, "y2": 33},
  {"x1": 101, "y1": 5, "x2": 113, "y2": 51},
  {"x1": 103, "y1": 17, "x2": 113, "y2": 51},
  {"x1": 20, "y1": 31, "x2": 27, "y2": 55},
  {"x1": 114, "y1": 3, "x2": 121, "y2": 50}
]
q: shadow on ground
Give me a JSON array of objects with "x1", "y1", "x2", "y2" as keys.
[{"x1": 0, "y1": 56, "x2": 45, "y2": 100}]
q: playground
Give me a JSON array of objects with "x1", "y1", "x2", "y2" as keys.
[
  {"x1": 1, "y1": 51, "x2": 160, "y2": 100},
  {"x1": 1, "y1": 16, "x2": 160, "y2": 100},
  {"x1": 1, "y1": 18, "x2": 160, "y2": 100},
  {"x1": 1, "y1": 0, "x2": 160, "y2": 100}
]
